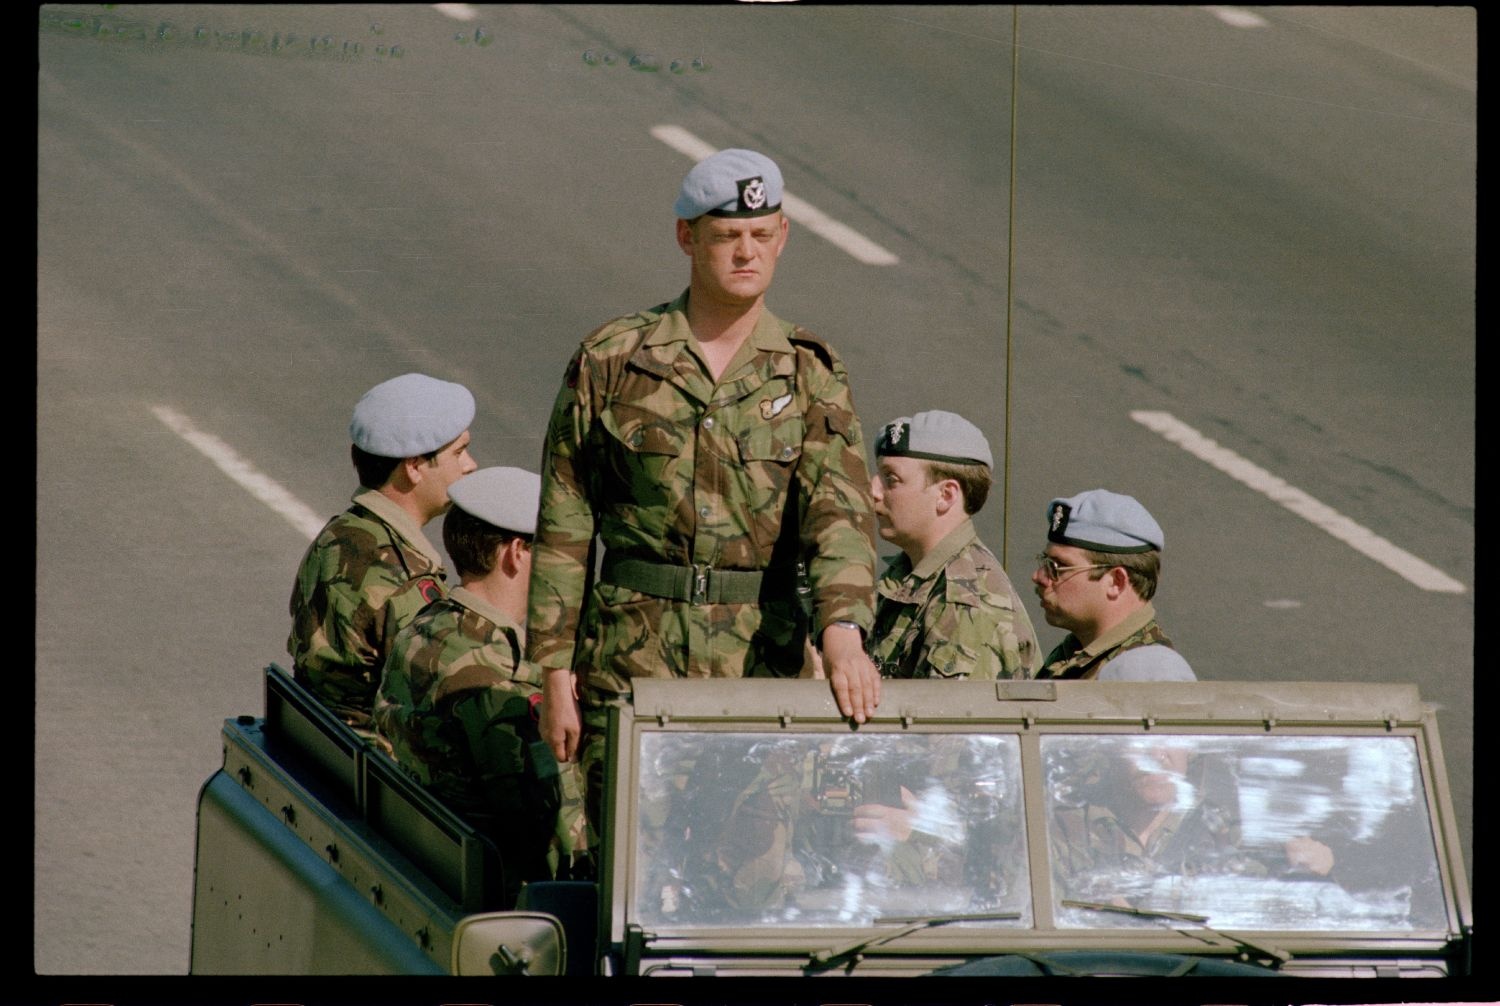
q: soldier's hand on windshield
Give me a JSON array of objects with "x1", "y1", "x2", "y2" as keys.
[
  {"x1": 853, "y1": 785, "x2": 917, "y2": 844},
  {"x1": 540, "y1": 668, "x2": 582, "y2": 763},
  {"x1": 821, "y1": 624, "x2": 880, "y2": 723},
  {"x1": 1284, "y1": 835, "x2": 1335, "y2": 875}
]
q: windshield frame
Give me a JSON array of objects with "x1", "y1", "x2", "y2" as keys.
[{"x1": 602, "y1": 679, "x2": 1468, "y2": 963}]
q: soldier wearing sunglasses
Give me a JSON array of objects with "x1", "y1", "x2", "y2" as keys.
[{"x1": 1031, "y1": 490, "x2": 1194, "y2": 681}]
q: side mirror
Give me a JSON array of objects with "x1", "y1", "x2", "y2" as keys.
[{"x1": 451, "y1": 911, "x2": 566, "y2": 976}]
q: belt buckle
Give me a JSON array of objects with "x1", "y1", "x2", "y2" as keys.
[{"x1": 691, "y1": 562, "x2": 710, "y2": 605}]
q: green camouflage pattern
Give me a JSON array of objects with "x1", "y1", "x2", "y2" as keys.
[
  {"x1": 839, "y1": 735, "x2": 1030, "y2": 906},
  {"x1": 372, "y1": 587, "x2": 588, "y2": 899},
  {"x1": 637, "y1": 736, "x2": 808, "y2": 917},
  {"x1": 634, "y1": 734, "x2": 1028, "y2": 920},
  {"x1": 526, "y1": 291, "x2": 878, "y2": 693},
  {"x1": 1048, "y1": 749, "x2": 1274, "y2": 910},
  {"x1": 1037, "y1": 604, "x2": 1175, "y2": 680},
  {"x1": 572, "y1": 695, "x2": 617, "y2": 867},
  {"x1": 869, "y1": 521, "x2": 1038, "y2": 680},
  {"x1": 1049, "y1": 795, "x2": 1264, "y2": 899},
  {"x1": 288, "y1": 489, "x2": 447, "y2": 733}
]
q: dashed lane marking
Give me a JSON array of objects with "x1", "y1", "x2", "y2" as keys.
[
  {"x1": 651, "y1": 124, "x2": 900, "y2": 266},
  {"x1": 1131, "y1": 410, "x2": 1465, "y2": 593},
  {"x1": 152, "y1": 405, "x2": 326, "y2": 540}
]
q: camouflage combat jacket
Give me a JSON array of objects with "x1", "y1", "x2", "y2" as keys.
[
  {"x1": 288, "y1": 489, "x2": 447, "y2": 732},
  {"x1": 1049, "y1": 797, "x2": 1260, "y2": 907},
  {"x1": 526, "y1": 291, "x2": 878, "y2": 695},
  {"x1": 868, "y1": 520, "x2": 1039, "y2": 680},
  {"x1": 1036, "y1": 603, "x2": 1177, "y2": 680},
  {"x1": 372, "y1": 587, "x2": 585, "y2": 896}
]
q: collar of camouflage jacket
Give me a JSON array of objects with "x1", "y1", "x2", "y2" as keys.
[
  {"x1": 1075, "y1": 601, "x2": 1160, "y2": 660},
  {"x1": 350, "y1": 487, "x2": 445, "y2": 570}
]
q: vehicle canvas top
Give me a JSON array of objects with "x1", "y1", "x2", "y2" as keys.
[{"x1": 601, "y1": 678, "x2": 1471, "y2": 978}]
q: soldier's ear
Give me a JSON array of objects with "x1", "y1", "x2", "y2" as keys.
[
  {"x1": 389, "y1": 456, "x2": 423, "y2": 491},
  {"x1": 1104, "y1": 564, "x2": 1131, "y2": 598},
  {"x1": 498, "y1": 536, "x2": 530, "y2": 575},
  {"x1": 934, "y1": 477, "x2": 962, "y2": 515},
  {"x1": 675, "y1": 217, "x2": 695, "y2": 255}
]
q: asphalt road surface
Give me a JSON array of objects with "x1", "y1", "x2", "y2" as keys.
[{"x1": 36, "y1": 1, "x2": 1474, "y2": 988}]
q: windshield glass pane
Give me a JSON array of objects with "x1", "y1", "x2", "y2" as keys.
[
  {"x1": 1042, "y1": 734, "x2": 1447, "y2": 932},
  {"x1": 632, "y1": 730, "x2": 1030, "y2": 928}
]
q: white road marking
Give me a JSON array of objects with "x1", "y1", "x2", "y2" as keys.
[
  {"x1": 650, "y1": 124, "x2": 900, "y2": 266},
  {"x1": 1200, "y1": 6, "x2": 1269, "y2": 29},
  {"x1": 152, "y1": 405, "x2": 326, "y2": 540},
  {"x1": 432, "y1": 4, "x2": 478, "y2": 22},
  {"x1": 1131, "y1": 410, "x2": 1466, "y2": 594},
  {"x1": 651, "y1": 123, "x2": 718, "y2": 160}
]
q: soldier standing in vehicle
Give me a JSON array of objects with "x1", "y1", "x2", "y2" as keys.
[
  {"x1": 374, "y1": 467, "x2": 588, "y2": 905},
  {"x1": 527, "y1": 148, "x2": 883, "y2": 832},
  {"x1": 866, "y1": 409, "x2": 1039, "y2": 680},
  {"x1": 288, "y1": 372, "x2": 478, "y2": 747},
  {"x1": 1031, "y1": 489, "x2": 1195, "y2": 681}
]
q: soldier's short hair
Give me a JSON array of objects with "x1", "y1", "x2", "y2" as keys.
[
  {"x1": 351, "y1": 443, "x2": 440, "y2": 490},
  {"x1": 925, "y1": 459, "x2": 992, "y2": 516},
  {"x1": 1079, "y1": 547, "x2": 1160, "y2": 601},
  {"x1": 443, "y1": 503, "x2": 531, "y2": 578}
]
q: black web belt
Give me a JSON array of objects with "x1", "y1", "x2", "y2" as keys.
[{"x1": 600, "y1": 554, "x2": 792, "y2": 605}]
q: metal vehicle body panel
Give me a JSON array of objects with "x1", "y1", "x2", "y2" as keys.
[
  {"x1": 189, "y1": 667, "x2": 1471, "y2": 978},
  {"x1": 190, "y1": 667, "x2": 562, "y2": 975}
]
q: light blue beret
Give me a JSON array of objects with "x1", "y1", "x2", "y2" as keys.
[
  {"x1": 876, "y1": 410, "x2": 993, "y2": 468},
  {"x1": 674, "y1": 148, "x2": 784, "y2": 219},
  {"x1": 1047, "y1": 489, "x2": 1163, "y2": 553},
  {"x1": 349, "y1": 373, "x2": 475, "y2": 458},
  {"x1": 448, "y1": 466, "x2": 540, "y2": 535}
]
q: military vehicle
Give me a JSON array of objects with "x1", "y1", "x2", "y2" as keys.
[{"x1": 190, "y1": 664, "x2": 1471, "y2": 977}]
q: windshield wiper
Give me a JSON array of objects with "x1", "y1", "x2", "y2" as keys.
[
  {"x1": 1061, "y1": 899, "x2": 1291, "y2": 963},
  {"x1": 810, "y1": 911, "x2": 1023, "y2": 969}
]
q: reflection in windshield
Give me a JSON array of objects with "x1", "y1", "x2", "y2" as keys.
[
  {"x1": 632, "y1": 732, "x2": 1030, "y2": 928},
  {"x1": 1043, "y1": 734, "x2": 1447, "y2": 931}
]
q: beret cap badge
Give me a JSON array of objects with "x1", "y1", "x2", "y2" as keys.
[
  {"x1": 738, "y1": 176, "x2": 767, "y2": 212},
  {"x1": 876, "y1": 411, "x2": 991, "y2": 468},
  {"x1": 674, "y1": 148, "x2": 784, "y2": 220},
  {"x1": 1044, "y1": 489, "x2": 1162, "y2": 553},
  {"x1": 880, "y1": 419, "x2": 909, "y2": 452}
]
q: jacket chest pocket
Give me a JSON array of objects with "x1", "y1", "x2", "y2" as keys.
[
  {"x1": 730, "y1": 409, "x2": 805, "y2": 551},
  {"x1": 597, "y1": 403, "x2": 688, "y2": 514}
]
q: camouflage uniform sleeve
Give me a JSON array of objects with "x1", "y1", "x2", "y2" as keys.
[
  {"x1": 445, "y1": 654, "x2": 562, "y2": 861},
  {"x1": 381, "y1": 607, "x2": 568, "y2": 891},
  {"x1": 793, "y1": 337, "x2": 878, "y2": 633},
  {"x1": 322, "y1": 563, "x2": 428, "y2": 672},
  {"x1": 379, "y1": 576, "x2": 446, "y2": 660},
  {"x1": 1007, "y1": 579, "x2": 1041, "y2": 677},
  {"x1": 712, "y1": 748, "x2": 803, "y2": 910},
  {"x1": 371, "y1": 606, "x2": 454, "y2": 787},
  {"x1": 526, "y1": 347, "x2": 601, "y2": 674},
  {"x1": 290, "y1": 527, "x2": 441, "y2": 725}
]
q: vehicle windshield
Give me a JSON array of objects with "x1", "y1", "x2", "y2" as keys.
[
  {"x1": 1044, "y1": 733, "x2": 1447, "y2": 932},
  {"x1": 631, "y1": 731, "x2": 1030, "y2": 928},
  {"x1": 627, "y1": 727, "x2": 1448, "y2": 933}
]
